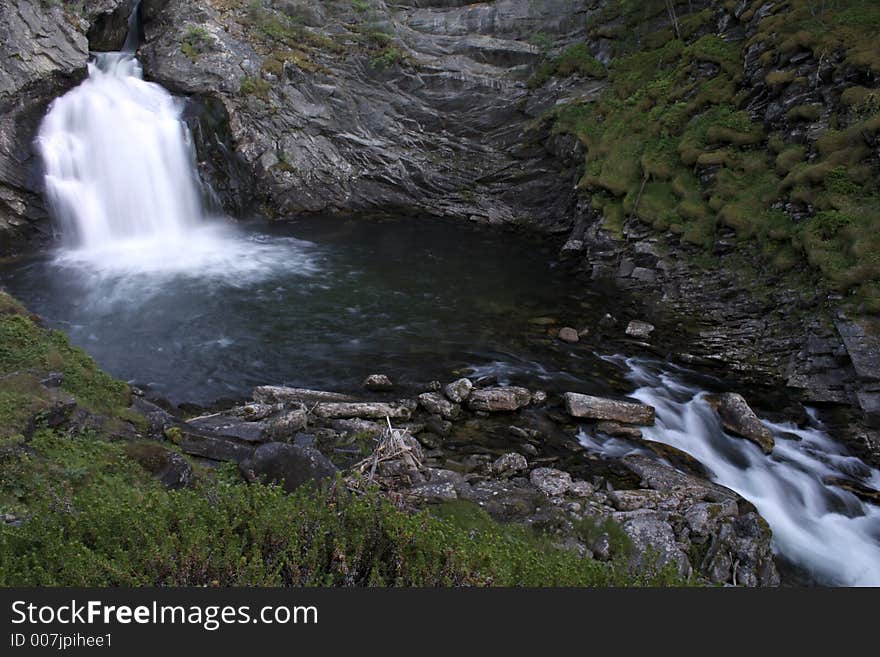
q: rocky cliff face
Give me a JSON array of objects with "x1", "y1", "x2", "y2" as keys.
[
  {"x1": 0, "y1": 0, "x2": 877, "y2": 459},
  {"x1": 137, "y1": 0, "x2": 597, "y2": 227},
  {"x1": 0, "y1": 0, "x2": 135, "y2": 252}
]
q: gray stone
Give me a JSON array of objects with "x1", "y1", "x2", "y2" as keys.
[
  {"x1": 443, "y1": 377, "x2": 474, "y2": 403},
  {"x1": 621, "y1": 517, "x2": 691, "y2": 578},
  {"x1": 253, "y1": 386, "x2": 356, "y2": 405},
  {"x1": 567, "y1": 480, "x2": 594, "y2": 498},
  {"x1": 625, "y1": 320, "x2": 655, "y2": 339},
  {"x1": 312, "y1": 401, "x2": 413, "y2": 421},
  {"x1": 558, "y1": 326, "x2": 580, "y2": 343},
  {"x1": 530, "y1": 467, "x2": 572, "y2": 496},
  {"x1": 468, "y1": 386, "x2": 532, "y2": 412},
  {"x1": 239, "y1": 442, "x2": 337, "y2": 492},
  {"x1": 418, "y1": 392, "x2": 461, "y2": 420},
  {"x1": 710, "y1": 393, "x2": 775, "y2": 453},
  {"x1": 408, "y1": 481, "x2": 458, "y2": 503},
  {"x1": 491, "y1": 452, "x2": 528, "y2": 477},
  {"x1": 564, "y1": 393, "x2": 655, "y2": 425},
  {"x1": 363, "y1": 374, "x2": 394, "y2": 391},
  {"x1": 263, "y1": 407, "x2": 308, "y2": 439}
]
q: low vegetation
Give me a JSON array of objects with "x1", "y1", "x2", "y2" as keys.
[
  {"x1": 538, "y1": 0, "x2": 880, "y2": 313},
  {"x1": 0, "y1": 428, "x2": 685, "y2": 586}
]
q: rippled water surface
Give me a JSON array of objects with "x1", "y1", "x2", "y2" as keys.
[{"x1": 1, "y1": 217, "x2": 623, "y2": 403}]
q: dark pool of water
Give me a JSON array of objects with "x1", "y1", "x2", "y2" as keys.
[{"x1": 1, "y1": 217, "x2": 635, "y2": 404}]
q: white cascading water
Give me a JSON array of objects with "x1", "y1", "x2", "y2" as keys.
[
  {"x1": 581, "y1": 356, "x2": 880, "y2": 586},
  {"x1": 36, "y1": 24, "x2": 309, "y2": 286},
  {"x1": 39, "y1": 53, "x2": 202, "y2": 249}
]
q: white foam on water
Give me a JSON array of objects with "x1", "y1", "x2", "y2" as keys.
[{"x1": 583, "y1": 356, "x2": 880, "y2": 586}]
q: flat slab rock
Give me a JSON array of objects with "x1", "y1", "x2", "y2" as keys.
[
  {"x1": 253, "y1": 386, "x2": 357, "y2": 405},
  {"x1": 564, "y1": 392, "x2": 655, "y2": 425},
  {"x1": 467, "y1": 386, "x2": 532, "y2": 412},
  {"x1": 311, "y1": 401, "x2": 413, "y2": 420}
]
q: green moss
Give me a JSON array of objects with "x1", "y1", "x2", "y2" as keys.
[
  {"x1": 239, "y1": 75, "x2": 271, "y2": 98},
  {"x1": 0, "y1": 294, "x2": 130, "y2": 424},
  {"x1": 531, "y1": 46, "x2": 604, "y2": 86},
  {"x1": 180, "y1": 25, "x2": 213, "y2": 61},
  {"x1": 549, "y1": 0, "x2": 880, "y2": 310}
]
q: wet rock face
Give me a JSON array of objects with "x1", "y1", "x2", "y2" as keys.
[
  {"x1": 710, "y1": 393, "x2": 775, "y2": 454},
  {"x1": 136, "y1": 0, "x2": 593, "y2": 228},
  {"x1": 564, "y1": 392, "x2": 655, "y2": 425}
]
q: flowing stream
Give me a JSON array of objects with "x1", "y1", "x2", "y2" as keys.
[
  {"x1": 3, "y1": 14, "x2": 878, "y2": 586},
  {"x1": 579, "y1": 357, "x2": 880, "y2": 586}
]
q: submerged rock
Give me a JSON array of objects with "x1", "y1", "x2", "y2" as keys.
[
  {"x1": 595, "y1": 421, "x2": 643, "y2": 439},
  {"x1": 239, "y1": 442, "x2": 337, "y2": 492},
  {"x1": 467, "y1": 386, "x2": 532, "y2": 412},
  {"x1": 710, "y1": 392, "x2": 775, "y2": 454},
  {"x1": 564, "y1": 392, "x2": 655, "y2": 425},
  {"x1": 823, "y1": 477, "x2": 880, "y2": 504}
]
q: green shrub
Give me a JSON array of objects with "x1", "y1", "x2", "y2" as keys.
[
  {"x1": 180, "y1": 25, "x2": 213, "y2": 61},
  {"x1": 0, "y1": 474, "x2": 687, "y2": 587}
]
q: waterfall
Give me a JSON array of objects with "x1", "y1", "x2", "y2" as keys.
[
  {"x1": 38, "y1": 52, "x2": 203, "y2": 250},
  {"x1": 34, "y1": 12, "x2": 307, "y2": 283}
]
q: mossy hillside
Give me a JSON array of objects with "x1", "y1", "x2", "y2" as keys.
[
  {"x1": 0, "y1": 428, "x2": 688, "y2": 586},
  {"x1": 546, "y1": 0, "x2": 880, "y2": 313},
  {"x1": 0, "y1": 290, "x2": 135, "y2": 442}
]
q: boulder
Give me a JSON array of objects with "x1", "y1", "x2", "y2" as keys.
[
  {"x1": 418, "y1": 392, "x2": 461, "y2": 420},
  {"x1": 710, "y1": 393, "x2": 774, "y2": 454},
  {"x1": 363, "y1": 374, "x2": 393, "y2": 391},
  {"x1": 443, "y1": 377, "x2": 474, "y2": 403},
  {"x1": 312, "y1": 401, "x2": 413, "y2": 420},
  {"x1": 239, "y1": 442, "x2": 337, "y2": 492},
  {"x1": 564, "y1": 393, "x2": 655, "y2": 425},
  {"x1": 467, "y1": 386, "x2": 532, "y2": 412},
  {"x1": 558, "y1": 326, "x2": 580, "y2": 343},
  {"x1": 232, "y1": 402, "x2": 281, "y2": 421},
  {"x1": 626, "y1": 320, "x2": 655, "y2": 339},
  {"x1": 620, "y1": 517, "x2": 691, "y2": 578},
  {"x1": 567, "y1": 480, "x2": 594, "y2": 498},
  {"x1": 187, "y1": 414, "x2": 268, "y2": 443},
  {"x1": 530, "y1": 467, "x2": 572, "y2": 497},
  {"x1": 491, "y1": 452, "x2": 528, "y2": 477}
]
